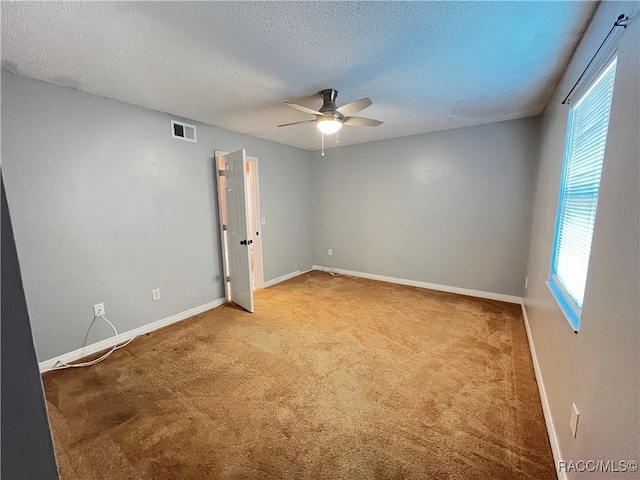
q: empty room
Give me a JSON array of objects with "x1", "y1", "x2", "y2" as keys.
[{"x1": 1, "y1": 2, "x2": 638, "y2": 479}]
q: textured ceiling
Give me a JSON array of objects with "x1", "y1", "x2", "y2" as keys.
[{"x1": 1, "y1": 1, "x2": 596, "y2": 150}]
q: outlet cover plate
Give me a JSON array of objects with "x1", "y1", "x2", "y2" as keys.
[
  {"x1": 152, "y1": 288, "x2": 161, "y2": 301},
  {"x1": 570, "y1": 403, "x2": 579, "y2": 438},
  {"x1": 93, "y1": 303, "x2": 105, "y2": 317}
]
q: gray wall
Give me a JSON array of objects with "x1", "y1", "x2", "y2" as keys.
[
  {"x1": 1, "y1": 177, "x2": 59, "y2": 480},
  {"x1": 312, "y1": 117, "x2": 539, "y2": 296},
  {"x1": 1, "y1": 73, "x2": 313, "y2": 362},
  {"x1": 524, "y1": 1, "x2": 639, "y2": 476}
]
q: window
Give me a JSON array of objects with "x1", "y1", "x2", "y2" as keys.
[{"x1": 548, "y1": 57, "x2": 617, "y2": 332}]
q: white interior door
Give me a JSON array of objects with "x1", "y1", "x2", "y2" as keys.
[{"x1": 220, "y1": 150, "x2": 254, "y2": 312}]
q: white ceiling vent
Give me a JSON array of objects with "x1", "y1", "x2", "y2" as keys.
[{"x1": 171, "y1": 120, "x2": 197, "y2": 143}]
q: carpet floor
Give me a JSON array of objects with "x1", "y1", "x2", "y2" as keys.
[{"x1": 42, "y1": 271, "x2": 555, "y2": 479}]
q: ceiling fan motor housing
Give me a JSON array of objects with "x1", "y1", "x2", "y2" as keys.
[{"x1": 319, "y1": 89, "x2": 342, "y2": 119}]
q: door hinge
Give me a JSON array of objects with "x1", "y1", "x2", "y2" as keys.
[
  {"x1": 219, "y1": 169, "x2": 225, "y2": 177},
  {"x1": 222, "y1": 224, "x2": 227, "y2": 231},
  {"x1": 226, "y1": 276, "x2": 230, "y2": 282}
]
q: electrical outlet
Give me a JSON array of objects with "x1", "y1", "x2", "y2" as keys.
[
  {"x1": 328, "y1": 249, "x2": 333, "y2": 256},
  {"x1": 525, "y1": 276, "x2": 529, "y2": 289},
  {"x1": 570, "y1": 403, "x2": 579, "y2": 438},
  {"x1": 93, "y1": 303, "x2": 105, "y2": 317},
  {"x1": 152, "y1": 288, "x2": 161, "y2": 301}
]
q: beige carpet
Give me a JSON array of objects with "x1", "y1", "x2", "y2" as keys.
[{"x1": 43, "y1": 271, "x2": 555, "y2": 479}]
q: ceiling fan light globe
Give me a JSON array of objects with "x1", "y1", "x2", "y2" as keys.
[{"x1": 317, "y1": 118, "x2": 343, "y2": 134}]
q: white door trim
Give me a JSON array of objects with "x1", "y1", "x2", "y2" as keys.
[
  {"x1": 251, "y1": 157, "x2": 265, "y2": 289},
  {"x1": 214, "y1": 150, "x2": 230, "y2": 301}
]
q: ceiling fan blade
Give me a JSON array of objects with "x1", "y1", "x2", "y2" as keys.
[
  {"x1": 284, "y1": 102, "x2": 323, "y2": 116},
  {"x1": 343, "y1": 116, "x2": 383, "y2": 127},
  {"x1": 278, "y1": 119, "x2": 317, "y2": 128},
  {"x1": 336, "y1": 98, "x2": 372, "y2": 117}
]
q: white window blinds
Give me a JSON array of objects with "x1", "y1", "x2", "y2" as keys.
[{"x1": 549, "y1": 57, "x2": 617, "y2": 330}]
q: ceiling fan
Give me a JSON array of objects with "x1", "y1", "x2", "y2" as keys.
[{"x1": 278, "y1": 89, "x2": 383, "y2": 134}]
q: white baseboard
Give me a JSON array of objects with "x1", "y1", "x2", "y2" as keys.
[
  {"x1": 521, "y1": 301, "x2": 564, "y2": 480},
  {"x1": 311, "y1": 265, "x2": 522, "y2": 304},
  {"x1": 263, "y1": 269, "x2": 311, "y2": 288},
  {"x1": 39, "y1": 298, "x2": 226, "y2": 373}
]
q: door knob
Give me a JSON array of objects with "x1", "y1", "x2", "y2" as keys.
[
  {"x1": 240, "y1": 240, "x2": 247, "y2": 245},
  {"x1": 247, "y1": 240, "x2": 253, "y2": 245}
]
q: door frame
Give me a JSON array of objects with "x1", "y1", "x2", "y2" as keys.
[{"x1": 214, "y1": 150, "x2": 264, "y2": 298}]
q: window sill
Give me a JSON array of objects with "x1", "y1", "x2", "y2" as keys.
[{"x1": 546, "y1": 278, "x2": 580, "y2": 333}]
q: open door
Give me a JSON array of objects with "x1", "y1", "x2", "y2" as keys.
[{"x1": 218, "y1": 150, "x2": 254, "y2": 312}]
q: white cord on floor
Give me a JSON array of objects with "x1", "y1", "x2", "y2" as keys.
[
  {"x1": 52, "y1": 314, "x2": 136, "y2": 370},
  {"x1": 318, "y1": 265, "x2": 359, "y2": 279}
]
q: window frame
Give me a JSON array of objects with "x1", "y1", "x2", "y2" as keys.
[{"x1": 546, "y1": 55, "x2": 618, "y2": 333}]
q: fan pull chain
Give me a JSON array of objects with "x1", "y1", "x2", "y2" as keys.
[
  {"x1": 335, "y1": 131, "x2": 340, "y2": 145},
  {"x1": 321, "y1": 132, "x2": 325, "y2": 156}
]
